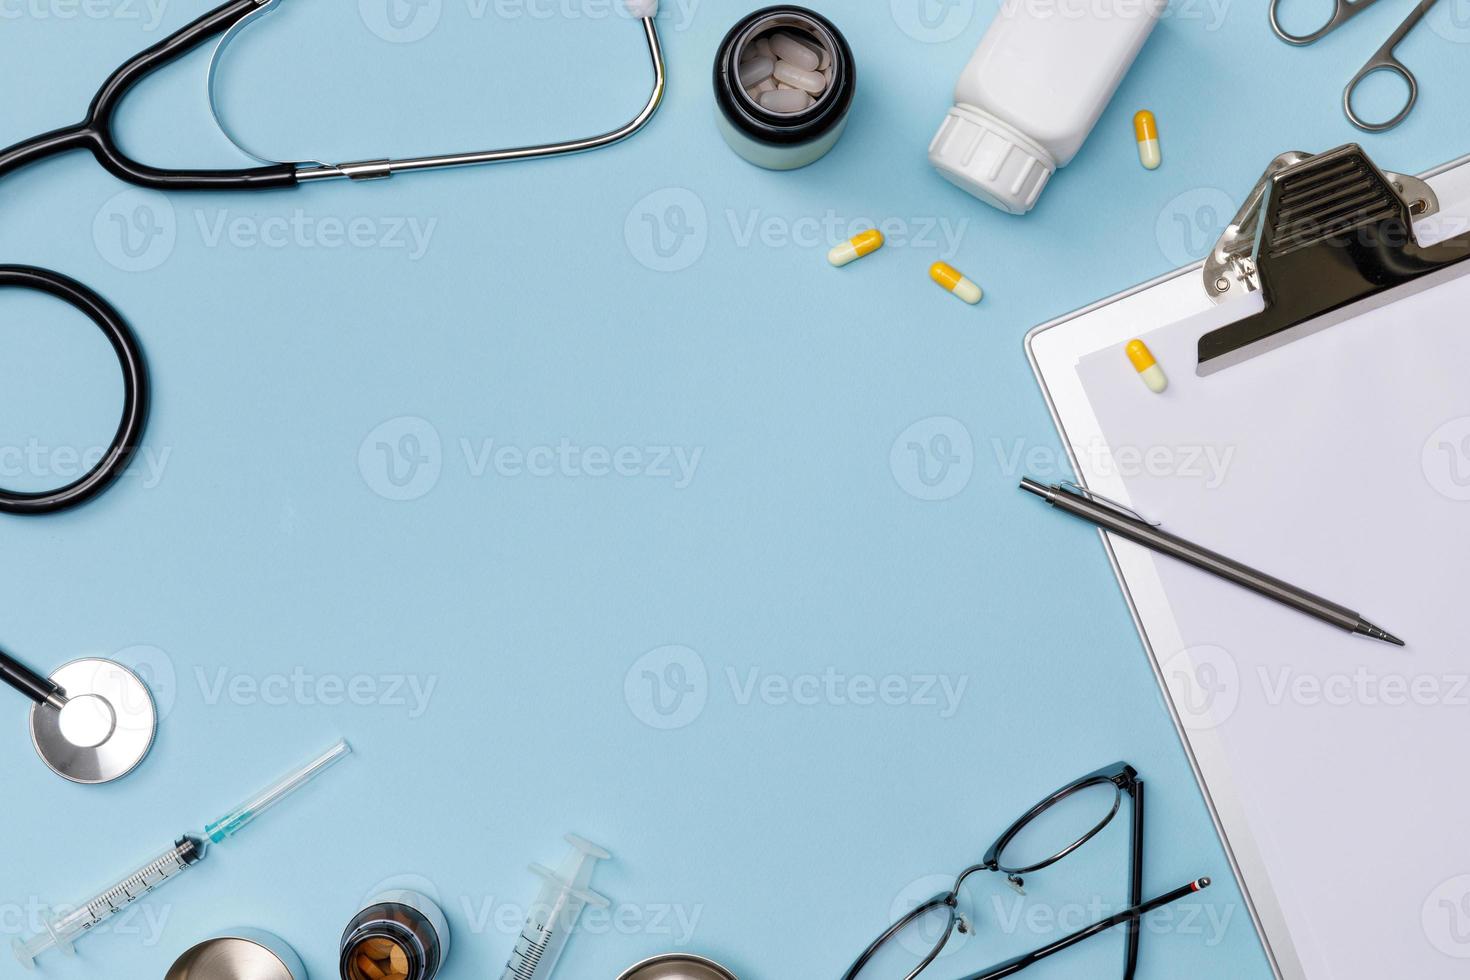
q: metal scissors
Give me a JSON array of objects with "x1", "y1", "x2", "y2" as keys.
[
  {"x1": 0, "y1": 0, "x2": 665, "y2": 514},
  {"x1": 1270, "y1": 0, "x2": 1442, "y2": 132}
]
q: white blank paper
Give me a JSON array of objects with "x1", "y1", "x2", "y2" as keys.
[{"x1": 1075, "y1": 267, "x2": 1470, "y2": 979}]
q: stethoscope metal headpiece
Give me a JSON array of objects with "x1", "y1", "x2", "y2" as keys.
[
  {"x1": 207, "y1": 0, "x2": 667, "y2": 182},
  {"x1": 3, "y1": 650, "x2": 157, "y2": 784}
]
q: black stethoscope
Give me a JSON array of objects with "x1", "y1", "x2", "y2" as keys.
[
  {"x1": 0, "y1": 0, "x2": 665, "y2": 779},
  {"x1": 0, "y1": 0, "x2": 665, "y2": 514}
]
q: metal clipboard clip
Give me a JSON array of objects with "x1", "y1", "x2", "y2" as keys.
[{"x1": 1195, "y1": 144, "x2": 1470, "y2": 375}]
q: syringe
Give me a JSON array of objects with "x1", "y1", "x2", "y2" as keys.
[
  {"x1": 13, "y1": 738, "x2": 351, "y2": 969},
  {"x1": 501, "y1": 835, "x2": 611, "y2": 980}
]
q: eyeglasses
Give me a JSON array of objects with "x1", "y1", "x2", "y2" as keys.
[{"x1": 841, "y1": 762, "x2": 1211, "y2": 980}]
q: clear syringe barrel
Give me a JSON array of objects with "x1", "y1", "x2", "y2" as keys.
[
  {"x1": 501, "y1": 835, "x2": 611, "y2": 980},
  {"x1": 12, "y1": 836, "x2": 205, "y2": 969},
  {"x1": 12, "y1": 739, "x2": 351, "y2": 970}
]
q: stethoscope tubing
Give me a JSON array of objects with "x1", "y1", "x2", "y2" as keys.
[
  {"x1": 0, "y1": 0, "x2": 666, "y2": 189},
  {"x1": 0, "y1": 0, "x2": 297, "y2": 190},
  {"x1": 0, "y1": 648, "x2": 62, "y2": 706},
  {"x1": 0, "y1": 0, "x2": 665, "y2": 517},
  {"x1": 0, "y1": 267, "x2": 150, "y2": 515}
]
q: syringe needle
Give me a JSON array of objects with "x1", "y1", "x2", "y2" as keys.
[{"x1": 204, "y1": 739, "x2": 352, "y2": 842}]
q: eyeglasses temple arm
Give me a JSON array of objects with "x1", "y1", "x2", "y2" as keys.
[
  {"x1": 957, "y1": 877, "x2": 1211, "y2": 980},
  {"x1": 1125, "y1": 779, "x2": 1145, "y2": 979}
]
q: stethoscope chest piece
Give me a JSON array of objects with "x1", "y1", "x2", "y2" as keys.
[{"x1": 30, "y1": 658, "x2": 156, "y2": 784}]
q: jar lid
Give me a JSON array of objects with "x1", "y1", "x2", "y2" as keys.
[{"x1": 929, "y1": 106, "x2": 1055, "y2": 215}]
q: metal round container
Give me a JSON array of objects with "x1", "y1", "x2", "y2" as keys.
[
  {"x1": 617, "y1": 953, "x2": 738, "y2": 980},
  {"x1": 166, "y1": 929, "x2": 306, "y2": 980}
]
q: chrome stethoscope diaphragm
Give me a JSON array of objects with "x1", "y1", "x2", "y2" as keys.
[{"x1": 2, "y1": 649, "x2": 156, "y2": 784}]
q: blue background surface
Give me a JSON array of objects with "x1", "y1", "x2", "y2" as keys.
[{"x1": 0, "y1": 0, "x2": 1466, "y2": 977}]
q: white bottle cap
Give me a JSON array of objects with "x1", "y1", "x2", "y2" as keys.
[{"x1": 929, "y1": 105, "x2": 1056, "y2": 215}]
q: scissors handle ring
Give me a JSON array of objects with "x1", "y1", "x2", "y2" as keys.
[
  {"x1": 1344, "y1": 58, "x2": 1420, "y2": 133},
  {"x1": 0, "y1": 267, "x2": 149, "y2": 516},
  {"x1": 1270, "y1": 0, "x2": 1379, "y2": 44}
]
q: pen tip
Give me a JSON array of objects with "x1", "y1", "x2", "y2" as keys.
[{"x1": 1357, "y1": 620, "x2": 1406, "y2": 646}]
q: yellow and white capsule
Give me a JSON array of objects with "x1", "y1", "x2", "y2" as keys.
[
  {"x1": 1127, "y1": 338, "x2": 1168, "y2": 393},
  {"x1": 828, "y1": 229, "x2": 884, "y2": 268},
  {"x1": 1134, "y1": 110, "x2": 1161, "y2": 171},
  {"x1": 930, "y1": 262, "x2": 982, "y2": 305}
]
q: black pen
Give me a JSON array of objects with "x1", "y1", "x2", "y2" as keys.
[
  {"x1": 959, "y1": 877, "x2": 1213, "y2": 980},
  {"x1": 1020, "y1": 478, "x2": 1405, "y2": 646}
]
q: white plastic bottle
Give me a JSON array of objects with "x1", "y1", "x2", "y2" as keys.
[{"x1": 929, "y1": 0, "x2": 1166, "y2": 214}]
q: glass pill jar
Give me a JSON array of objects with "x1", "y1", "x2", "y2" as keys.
[
  {"x1": 339, "y1": 890, "x2": 450, "y2": 980},
  {"x1": 714, "y1": 6, "x2": 856, "y2": 170}
]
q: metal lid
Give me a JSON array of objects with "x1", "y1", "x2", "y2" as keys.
[
  {"x1": 166, "y1": 931, "x2": 305, "y2": 980},
  {"x1": 617, "y1": 953, "x2": 739, "y2": 980},
  {"x1": 30, "y1": 658, "x2": 155, "y2": 784}
]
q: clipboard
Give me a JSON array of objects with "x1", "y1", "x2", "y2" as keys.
[{"x1": 1026, "y1": 145, "x2": 1470, "y2": 980}]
